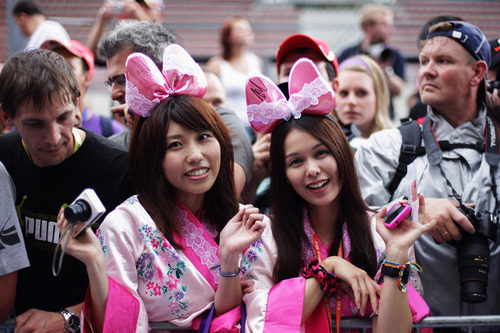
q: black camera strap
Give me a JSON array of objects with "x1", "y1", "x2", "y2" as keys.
[
  {"x1": 485, "y1": 117, "x2": 500, "y2": 215},
  {"x1": 422, "y1": 116, "x2": 500, "y2": 215}
]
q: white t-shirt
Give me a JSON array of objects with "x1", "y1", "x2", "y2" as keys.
[{"x1": 0, "y1": 162, "x2": 29, "y2": 276}]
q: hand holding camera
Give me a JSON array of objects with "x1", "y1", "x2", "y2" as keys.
[
  {"x1": 53, "y1": 189, "x2": 106, "y2": 276},
  {"x1": 64, "y1": 188, "x2": 106, "y2": 238}
]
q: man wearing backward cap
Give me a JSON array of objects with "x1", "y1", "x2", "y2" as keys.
[{"x1": 356, "y1": 21, "x2": 500, "y2": 323}]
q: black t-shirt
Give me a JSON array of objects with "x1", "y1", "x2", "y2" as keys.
[{"x1": 0, "y1": 129, "x2": 135, "y2": 313}]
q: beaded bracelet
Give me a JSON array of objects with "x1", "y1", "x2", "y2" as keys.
[
  {"x1": 301, "y1": 259, "x2": 337, "y2": 298},
  {"x1": 219, "y1": 267, "x2": 241, "y2": 278}
]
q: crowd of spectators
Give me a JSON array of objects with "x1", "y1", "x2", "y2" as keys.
[{"x1": 1, "y1": 1, "x2": 500, "y2": 332}]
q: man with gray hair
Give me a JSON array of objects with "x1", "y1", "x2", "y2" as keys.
[
  {"x1": 99, "y1": 20, "x2": 253, "y2": 196},
  {"x1": 98, "y1": 20, "x2": 176, "y2": 146}
]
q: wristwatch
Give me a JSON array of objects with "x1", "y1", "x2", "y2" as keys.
[{"x1": 58, "y1": 308, "x2": 80, "y2": 333}]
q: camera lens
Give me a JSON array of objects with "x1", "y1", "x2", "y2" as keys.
[
  {"x1": 64, "y1": 199, "x2": 91, "y2": 223},
  {"x1": 457, "y1": 232, "x2": 490, "y2": 303},
  {"x1": 380, "y1": 48, "x2": 393, "y2": 62}
]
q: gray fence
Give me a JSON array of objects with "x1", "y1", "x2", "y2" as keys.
[
  {"x1": 3, "y1": 315, "x2": 500, "y2": 332},
  {"x1": 150, "y1": 315, "x2": 500, "y2": 332}
]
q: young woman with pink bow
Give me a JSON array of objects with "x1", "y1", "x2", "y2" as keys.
[
  {"x1": 57, "y1": 44, "x2": 266, "y2": 333},
  {"x1": 242, "y1": 58, "x2": 434, "y2": 332}
]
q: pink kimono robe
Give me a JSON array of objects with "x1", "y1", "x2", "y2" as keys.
[
  {"x1": 81, "y1": 196, "x2": 241, "y2": 332},
  {"x1": 241, "y1": 210, "x2": 430, "y2": 332}
]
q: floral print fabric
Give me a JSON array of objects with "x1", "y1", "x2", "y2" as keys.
[{"x1": 95, "y1": 195, "x2": 221, "y2": 332}]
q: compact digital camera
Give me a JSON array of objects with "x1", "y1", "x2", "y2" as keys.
[{"x1": 64, "y1": 188, "x2": 106, "y2": 238}]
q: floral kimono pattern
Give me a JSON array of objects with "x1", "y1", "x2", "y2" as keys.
[{"x1": 81, "y1": 196, "x2": 242, "y2": 333}]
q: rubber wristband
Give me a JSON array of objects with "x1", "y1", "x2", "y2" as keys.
[{"x1": 219, "y1": 267, "x2": 241, "y2": 277}]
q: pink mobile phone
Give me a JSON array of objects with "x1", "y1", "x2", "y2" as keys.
[{"x1": 384, "y1": 203, "x2": 411, "y2": 229}]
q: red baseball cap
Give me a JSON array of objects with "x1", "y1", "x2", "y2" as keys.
[
  {"x1": 490, "y1": 38, "x2": 500, "y2": 70},
  {"x1": 40, "y1": 39, "x2": 95, "y2": 80},
  {"x1": 276, "y1": 34, "x2": 339, "y2": 76}
]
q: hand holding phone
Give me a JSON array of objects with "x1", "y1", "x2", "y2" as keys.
[{"x1": 384, "y1": 203, "x2": 411, "y2": 229}]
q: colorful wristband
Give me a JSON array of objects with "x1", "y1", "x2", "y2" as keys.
[
  {"x1": 382, "y1": 260, "x2": 411, "y2": 292},
  {"x1": 302, "y1": 259, "x2": 337, "y2": 298}
]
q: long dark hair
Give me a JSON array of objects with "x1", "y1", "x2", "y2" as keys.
[
  {"x1": 270, "y1": 115, "x2": 377, "y2": 282},
  {"x1": 129, "y1": 95, "x2": 238, "y2": 248}
]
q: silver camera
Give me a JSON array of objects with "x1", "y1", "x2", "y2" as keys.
[{"x1": 64, "y1": 188, "x2": 106, "y2": 238}]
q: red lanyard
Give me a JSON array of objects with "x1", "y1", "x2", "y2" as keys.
[{"x1": 313, "y1": 233, "x2": 343, "y2": 333}]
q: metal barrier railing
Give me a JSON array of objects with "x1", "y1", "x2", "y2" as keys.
[
  {"x1": 152, "y1": 316, "x2": 500, "y2": 332},
  {"x1": 3, "y1": 315, "x2": 500, "y2": 332}
]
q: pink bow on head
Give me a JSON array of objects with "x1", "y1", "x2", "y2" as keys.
[
  {"x1": 246, "y1": 58, "x2": 335, "y2": 134},
  {"x1": 125, "y1": 44, "x2": 207, "y2": 117}
]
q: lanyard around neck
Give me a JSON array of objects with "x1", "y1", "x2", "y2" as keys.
[{"x1": 312, "y1": 232, "x2": 343, "y2": 333}]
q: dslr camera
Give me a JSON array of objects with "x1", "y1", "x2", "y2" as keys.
[
  {"x1": 64, "y1": 188, "x2": 106, "y2": 238},
  {"x1": 487, "y1": 80, "x2": 500, "y2": 96},
  {"x1": 366, "y1": 43, "x2": 395, "y2": 63},
  {"x1": 456, "y1": 204, "x2": 497, "y2": 303}
]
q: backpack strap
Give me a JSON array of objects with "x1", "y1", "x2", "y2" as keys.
[
  {"x1": 437, "y1": 141, "x2": 483, "y2": 152},
  {"x1": 387, "y1": 118, "x2": 425, "y2": 197},
  {"x1": 387, "y1": 115, "x2": 500, "y2": 198},
  {"x1": 99, "y1": 116, "x2": 114, "y2": 137}
]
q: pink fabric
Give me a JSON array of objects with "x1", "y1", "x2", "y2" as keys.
[
  {"x1": 125, "y1": 44, "x2": 207, "y2": 117},
  {"x1": 263, "y1": 277, "x2": 306, "y2": 332},
  {"x1": 246, "y1": 58, "x2": 335, "y2": 133},
  {"x1": 304, "y1": 302, "x2": 330, "y2": 333},
  {"x1": 82, "y1": 276, "x2": 140, "y2": 333},
  {"x1": 243, "y1": 209, "x2": 431, "y2": 332},
  {"x1": 173, "y1": 200, "x2": 220, "y2": 290},
  {"x1": 210, "y1": 306, "x2": 242, "y2": 333},
  {"x1": 94, "y1": 196, "x2": 235, "y2": 331},
  {"x1": 406, "y1": 284, "x2": 431, "y2": 324},
  {"x1": 379, "y1": 283, "x2": 432, "y2": 333}
]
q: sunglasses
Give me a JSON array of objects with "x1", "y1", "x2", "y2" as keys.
[{"x1": 105, "y1": 74, "x2": 126, "y2": 87}]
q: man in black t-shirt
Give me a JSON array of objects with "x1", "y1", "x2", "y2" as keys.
[{"x1": 0, "y1": 49, "x2": 134, "y2": 333}]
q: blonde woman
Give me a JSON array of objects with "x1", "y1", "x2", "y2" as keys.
[{"x1": 334, "y1": 55, "x2": 393, "y2": 140}]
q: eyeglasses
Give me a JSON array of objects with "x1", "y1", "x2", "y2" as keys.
[{"x1": 105, "y1": 74, "x2": 126, "y2": 87}]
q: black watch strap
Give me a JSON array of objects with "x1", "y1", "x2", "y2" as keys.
[{"x1": 382, "y1": 262, "x2": 410, "y2": 284}]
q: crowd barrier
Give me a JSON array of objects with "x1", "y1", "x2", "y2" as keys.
[
  {"x1": 3, "y1": 315, "x2": 500, "y2": 332},
  {"x1": 150, "y1": 316, "x2": 500, "y2": 332}
]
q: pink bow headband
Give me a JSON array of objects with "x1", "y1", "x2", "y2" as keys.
[
  {"x1": 125, "y1": 44, "x2": 207, "y2": 117},
  {"x1": 246, "y1": 58, "x2": 335, "y2": 133}
]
